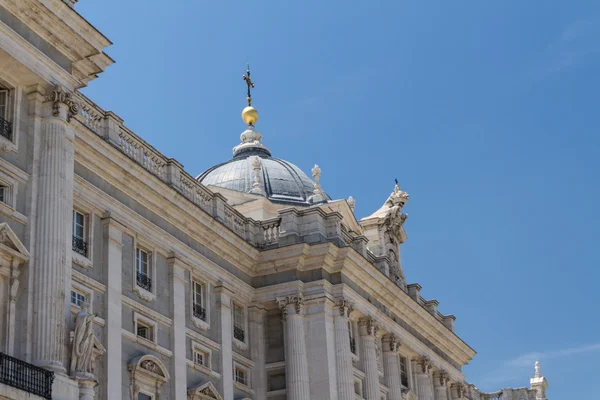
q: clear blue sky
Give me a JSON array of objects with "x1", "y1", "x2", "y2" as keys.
[{"x1": 78, "y1": 1, "x2": 599, "y2": 398}]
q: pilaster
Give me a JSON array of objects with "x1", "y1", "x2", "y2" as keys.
[
  {"x1": 358, "y1": 317, "x2": 380, "y2": 400},
  {"x1": 215, "y1": 282, "x2": 235, "y2": 400},
  {"x1": 169, "y1": 256, "x2": 188, "y2": 400},
  {"x1": 249, "y1": 305, "x2": 267, "y2": 400},
  {"x1": 304, "y1": 295, "x2": 337, "y2": 400},
  {"x1": 333, "y1": 299, "x2": 354, "y2": 400},
  {"x1": 277, "y1": 295, "x2": 310, "y2": 400},
  {"x1": 382, "y1": 334, "x2": 403, "y2": 400},
  {"x1": 101, "y1": 214, "x2": 123, "y2": 400}
]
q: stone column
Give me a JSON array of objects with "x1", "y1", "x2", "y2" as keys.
[
  {"x1": 249, "y1": 305, "x2": 267, "y2": 399},
  {"x1": 278, "y1": 295, "x2": 310, "y2": 400},
  {"x1": 382, "y1": 334, "x2": 403, "y2": 400},
  {"x1": 433, "y1": 371, "x2": 449, "y2": 400},
  {"x1": 333, "y1": 300, "x2": 354, "y2": 400},
  {"x1": 215, "y1": 283, "x2": 235, "y2": 400},
  {"x1": 415, "y1": 358, "x2": 434, "y2": 400},
  {"x1": 102, "y1": 215, "x2": 124, "y2": 400},
  {"x1": 359, "y1": 317, "x2": 380, "y2": 400},
  {"x1": 169, "y1": 256, "x2": 187, "y2": 400},
  {"x1": 31, "y1": 87, "x2": 78, "y2": 373}
]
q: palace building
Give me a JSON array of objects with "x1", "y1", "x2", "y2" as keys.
[{"x1": 0, "y1": 1, "x2": 548, "y2": 399}]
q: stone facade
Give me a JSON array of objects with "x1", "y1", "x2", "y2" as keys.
[{"x1": 0, "y1": 1, "x2": 548, "y2": 400}]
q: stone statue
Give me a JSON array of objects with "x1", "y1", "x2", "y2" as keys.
[{"x1": 70, "y1": 302, "x2": 96, "y2": 377}]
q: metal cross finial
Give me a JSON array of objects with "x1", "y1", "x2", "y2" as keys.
[{"x1": 242, "y1": 64, "x2": 255, "y2": 106}]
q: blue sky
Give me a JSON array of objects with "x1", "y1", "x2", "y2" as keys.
[{"x1": 78, "y1": 1, "x2": 600, "y2": 398}]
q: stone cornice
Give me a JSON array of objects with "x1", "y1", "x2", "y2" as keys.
[{"x1": 2, "y1": 0, "x2": 113, "y2": 86}]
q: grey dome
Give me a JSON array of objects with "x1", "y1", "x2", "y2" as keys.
[{"x1": 198, "y1": 149, "x2": 330, "y2": 206}]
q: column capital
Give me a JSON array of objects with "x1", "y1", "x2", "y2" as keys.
[
  {"x1": 450, "y1": 382, "x2": 468, "y2": 399},
  {"x1": 358, "y1": 317, "x2": 379, "y2": 336},
  {"x1": 277, "y1": 295, "x2": 304, "y2": 316},
  {"x1": 46, "y1": 84, "x2": 80, "y2": 122},
  {"x1": 336, "y1": 298, "x2": 353, "y2": 318},
  {"x1": 382, "y1": 334, "x2": 400, "y2": 353},
  {"x1": 416, "y1": 357, "x2": 433, "y2": 375},
  {"x1": 433, "y1": 370, "x2": 450, "y2": 387}
]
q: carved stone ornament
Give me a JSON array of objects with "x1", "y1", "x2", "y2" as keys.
[
  {"x1": 359, "y1": 317, "x2": 378, "y2": 336},
  {"x1": 277, "y1": 295, "x2": 304, "y2": 316},
  {"x1": 70, "y1": 303, "x2": 104, "y2": 378},
  {"x1": 338, "y1": 299, "x2": 353, "y2": 317},
  {"x1": 382, "y1": 334, "x2": 399, "y2": 353},
  {"x1": 47, "y1": 85, "x2": 80, "y2": 122},
  {"x1": 128, "y1": 355, "x2": 170, "y2": 399},
  {"x1": 434, "y1": 370, "x2": 449, "y2": 387},
  {"x1": 312, "y1": 164, "x2": 324, "y2": 196},
  {"x1": 347, "y1": 195, "x2": 356, "y2": 211},
  {"x1": 418, "y1": 357, "x2": 432, "y2": 374},
  {"x1": 385, "y1": 183, "x2": 410, "y2": 209},
  {"x1": 249, "y1": 156, "x2": 263, "y2": 194},
  {"x1": 188, "y1": 381, "x2": 224, "y2": 400},
  {"x1": 384, "y1": 207, "x2": 408, "y2": 240}
]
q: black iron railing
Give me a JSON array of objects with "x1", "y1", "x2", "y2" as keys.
[
  {"x1": 193, "y1": 303, "x2": 206, "y2": 321},
  {"x1": 0, "y1": 116, "x2": 11, "y2": 141},
  {"x1": 349, "y1": 337, "x2": 356, "y2": 354},
  {"x1": 136, "y1": 272, "x2": 152, "y2": 292},
  {"x1": 72, "y1": 236, "x2": 88, "y2": 257},
  {"x1": 233, "y1": 326, "x2": 245, "y2": 342},
  {"x1": 0, "y1": 353, "x2": 54, "y2": 399}
]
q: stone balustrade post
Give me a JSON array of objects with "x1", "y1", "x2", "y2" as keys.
[
  {"x1": 359, "y1": 317, "x2": 380, "y2": 400},
  {"x1": 382, "y1": 334, "x2": 403, "y2": 400},
  {"x1": 278, "y1": 295, "x2": 310, "y2": 400},
  {"x1": 433, "y1": 371, "x2": 449, "y2": 400},
  {"x1": 333, "y1": 300, "x2": 355, "y2": 400}
]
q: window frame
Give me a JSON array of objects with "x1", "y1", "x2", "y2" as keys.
[
  {"x1": 190, "y1": 276, "x2": 210, "y2": 331},
  {"x1": 133, "y1": 238, "x2": 157, "y2": 302},
  {"x1": 233, "y1": 360, "x2": 252, "y2": 392},
  {"x1": 0, "y1": 79, "x2": 22, "y2": 152},
  {"x1": 399, "y1": 355, "x2": 409, "y2": 389},
  {"x1": 134, "y1": 312, "x2": 158, "y2": 346},
  {"x1": 71, "y1": 201, "x2": 96, "y2": 268},
  {"x1": 69, "y1": 281, "x2": 94, "y2": 315},
  {"x1": 232, "y1": 301, "x2": 248, "y2": 350}
]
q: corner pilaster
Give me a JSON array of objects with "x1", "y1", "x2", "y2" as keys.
[
  {"x1": 358, "y1": 317, "x2": 380, "y2": 400},
  {"x1": 215, "y1": 282, "x2": 235, "y2": 400}
]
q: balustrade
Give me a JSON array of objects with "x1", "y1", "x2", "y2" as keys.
[
  {"x1": 0, "y1": 352, "x2": 54, "y2": 399},
  {"x1": 261, "y1": 219, "x2": 281, "y2": 245}
]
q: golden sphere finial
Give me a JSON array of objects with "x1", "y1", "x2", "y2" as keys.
[{"x1": 242, "y1": 106, "x2": 259, "y2": 125}]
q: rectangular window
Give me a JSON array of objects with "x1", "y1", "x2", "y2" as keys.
[
  {"x1": 348, "y1": 321, "x2": 356, "y2": 354},
  {"x1": 193, "y1": 349, "x2": 206, "y2": 366},
  {"x1": 0, "y1": 89, "x2": 11, "y2": 141},
  {"x1": 137, "y1": 393, "x2": 152, "y2": 400},
  {"x1": 0, "y1": 185, "x2": 5, "y2": 204},
  {"x1": 135, "y1": 248, "x2": 152, "y2": 291},
  {"x1": 0, "y1": 90, "x2": 7, "y2": 120},
  {"x1": 136, "y1": 319, "x2": 154, "y2": 341},
  {"x1": 72, "y1": 210, "x2": 88, "y2": 257},
  {"x1": 233, "y1": 303, "x2": 245, "y2": 342},
  {"x1": 234, "y1": 366, "x2": 248, "y2": 386},
  {"x1": 70, "y1": 290, "x2": 86, "y2": 308},
  {"x1": 192, "y1": 280, "x2": 206, "y2": 321},
  {"x1": 400, "y1": 356, "x2": 409, "y2": 387}
]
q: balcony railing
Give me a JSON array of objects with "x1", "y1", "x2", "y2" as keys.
[
  {"x1": 72, "y1": 236, "x2": 88, "y2": 257},
  {"x1": 0, "y1": 116, "x2": 12, "y2": 141},
  {"x1": 349, "y1": 337, "x2": 356, "y2": 354},
  {"x1": 0, "y1": 353, "x2": 54, "y2": 399},
  {"x1": 193, "y1": 303, "x2": 206, "y2": 321},
  {"x1": 233, "y1": 326, "x2": 245, "y2": 342},
  {"x1": 136, "y1": 272, "x2": 152, "y2": 292}
]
